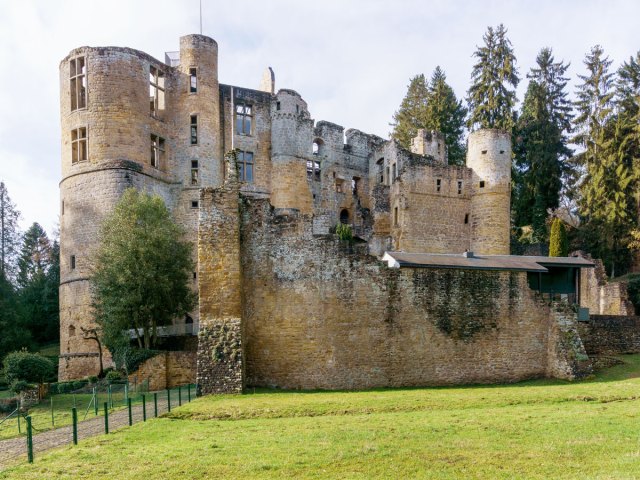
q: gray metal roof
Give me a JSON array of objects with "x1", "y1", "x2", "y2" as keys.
[{"x1": 382, "y1": 252, "x2": 594, "y2": 272}]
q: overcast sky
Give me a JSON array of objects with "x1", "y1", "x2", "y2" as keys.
[{"x1": 1, "y1": 0, "x2": 639, "y2": 236}]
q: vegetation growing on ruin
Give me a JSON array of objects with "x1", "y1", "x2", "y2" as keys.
[{"x1": 6, "y1": 355, "x2": 640, "y2": 478}]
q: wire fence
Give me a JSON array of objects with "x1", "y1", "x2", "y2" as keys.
[{"x1": 0, "y1": 383, "x2": 195, "y2": 468}]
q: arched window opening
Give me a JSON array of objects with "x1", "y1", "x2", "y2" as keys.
[
  {"x1": 340, "y1": 209, "x2": 350, "y2": 224},
  {"x1": 313, "y1": 142, "x2": 319, "y2": 155}
]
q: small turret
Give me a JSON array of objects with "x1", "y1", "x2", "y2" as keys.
[
  {"x1": 411, "y1": 129, "x2": 447, "y2": 164},
  {"x1": 258, "y1": 67, "x2": 275, "y2": 94}
]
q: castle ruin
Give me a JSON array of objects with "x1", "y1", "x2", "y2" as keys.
[{"x1": 59, "y1": 34, "x2": 594, "y2": 392}]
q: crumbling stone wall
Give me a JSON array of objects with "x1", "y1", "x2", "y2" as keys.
[
  {"x1": 579, "y1": 256, "x2": 635, "y2": 315},
  {"x1": 578, "y1": 315, "x2": 640, "y2": 355},
  {"x1": 128, "y1": 351, "x2": 196, "y2": 391},
  {"x1": 193, "y1": 194, "x2": 589, "y2": 391}
]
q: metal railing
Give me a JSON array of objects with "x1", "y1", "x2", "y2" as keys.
[{"x1": 126, "y1": 322, "x2": 199, "y2": 339}]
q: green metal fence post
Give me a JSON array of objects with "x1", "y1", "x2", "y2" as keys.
[
  {"x1": 154, "y1": 392, "x2": 158, "y2": 417},
  {"x1": 188, "y1": 383, "x2": 191, "y2": 402},
  {"x1": 142, "y1": 394, "x2": 147, "y2": 422},
  {"x1": 178, "y1": 385, "x2": 182, "y2": 406},
  {"x1": 72, "y1": 407, "x2": 78, "y2": 445},
  {"x1": 51, "y1": 396, "x2": 54, "y2": 427},
  {"x1": 167, "y1": 388, "x2": 171, "y2": 412},
  {"x1": 127, "y1": 398, "x2": 133, "y2": 426},
  {"x1": 104, "y1": 402, "x2": 109, "y2": 434},
  {"x1": 26, "y1": 416, "x2": 33, "y2": 463}
]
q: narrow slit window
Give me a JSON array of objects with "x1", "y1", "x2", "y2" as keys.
[
  {"x1": 191, "y1": 160, "x2": 199, "y2": 185},
  {"x1": 149, "y1": 66, "x2": 165, "y2": 117},
  {"x1": 150, "y1": 134, "x2": 165, "y2": 169},
  {"x1": 479, "y1": 180, "x2": 485, "y2": 188},
  {"x1": 394, "y1": 207, "x2": 399, "y2": 226},
  {"x1": 61, "y1": 200, "x2": 65, "y2": 215},
  {"x1": 392, "y1": 163, "x2": 397, "y2": 182},
  {"x1": 71, "y1": 127, "x2": 87, "y2": 163},
  {"x1": 464, "y1": 213, "x2": 469, "y2": 224},
  {"x1": 276, "y1": 101, "x2": 281, "y2": 111},
  {"x1": 436, "y1": 178, "x2": 441, "y2": 192},
  {"x1": 481, "y1": 150, "x2": 487, "y2": 154},
  {"x1": 189, "y1": 67, "x2": 197, "y2": 93},
  {"x1": 238, "y1": 150, "x2": 254, "y2": 182},
  {"x1": 235, "y1": 103, "x2": 252, "y2": 135},
  {"x1": 377, "y1": 158, "x2": 384, "y2": 184},
  {"x1": 70, "y1": 56, "x2": 86, "y2": 111},
  {"x1": 70, "y1": 255, "x2": 76, "y2": 270},
  {"x1": 386, "y1": 167, "x2": 390, "y2": 185},
  {"x1": 190, "y1": 115, "x2": 198, "y2": 145},
  {"x1": 457, "y1": 181, "x2": 462, "y2": 195}
]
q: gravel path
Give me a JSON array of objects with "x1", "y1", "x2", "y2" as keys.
[{"x1": 0, "y1": 390, "x2": 185, "y2": 469}]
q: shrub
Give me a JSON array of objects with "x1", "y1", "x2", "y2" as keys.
[
  {"x1": 549, "y1": 217, "x2": 568, "y2": 257},
  {"x1": 87, "y1": 375, "x2": 99, "y2": 384},
  {"x1": 335, "y1": 223, "x2": 353, "y2": 242},
  {"x1": 10, "y1": 380, "x2": 32, "y2": 393},
  {"x1": 3, "y1": 351, "x2": 55, "y2": 385},
  {"x1": 105, "y1": 370, "x2": 124, "y2": 382}
]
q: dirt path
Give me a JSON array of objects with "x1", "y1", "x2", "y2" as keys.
[{"x1": 0, "y1": 390, "x2": 183, "y2": 469}]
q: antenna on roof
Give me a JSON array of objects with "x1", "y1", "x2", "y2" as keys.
[{"x1": 199, "y1": 0, "x2": 203, "y2": 34}]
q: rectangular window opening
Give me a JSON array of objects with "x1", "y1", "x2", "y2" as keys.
[
  {"x1": 392, "y1": 163, "x2": 397, "y2": 182},
  {"x1": 70, "y1": 56, "x2": 86, "y2": 111},
  {"x1": 189, "y1": 67, "x2": 197, "y2": 93},
  {"x1": 377, "y1": 159, "x2": 384, "y2": 184},
  {"x1": 70, "y1": 255, "x2": 76, "y2": 270},
  {"x1": 479, "y1": 180, "x2": 485, "y2": 188},
  {"x1": 235, "y1": 103, "x2": 252, "y2": 135},
  {"x1": 436, "y1": 178, "x2": 441, "y2": 192},
  {"x1": 61, "y1": 200, "x2": 64, "y2": 215},
  {"x1": 190, "y1": 115, "x2": 198, "y2": 145},
  {"x1": 150, "y1": 134, "x2": 165, "y2": 169},
  {"x1": 457, "y1": 180, "x2": 462, "y2": 195},
  {"x1": 237, "y1": 150, "x2": 254, "y2": 182},
  {"x1": 71, "y1": 127, "x2": 87, "y2": 163},
  {"x1": 149, "y1": 66, "x2": 166, "y2": 118},
  {"x1": 191, "y1": 200, "x2": 199, "y2": 208},
  {"x1": 394, "y1": 207, "x2": 399, "y2": 226},
  {"x1": 191, "y1": 160, "x2": 199, "y2": 185},
  {"x1": 464, "y1": 213, "x2": 469, "y2": 224},
  {"x1": 276, "y1": 101, "x2": 281, "y2": 111}
]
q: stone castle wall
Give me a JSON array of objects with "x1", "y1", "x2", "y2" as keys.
[
  {"x1": 127, "y1": 351, "x2": 196, "y2": 391},
  {"x1": 579, "y1": 256, "x2": 635, "y2": 316},
  {"x1": 578, "y1": 315, "x2": 640, "y2": 355}
]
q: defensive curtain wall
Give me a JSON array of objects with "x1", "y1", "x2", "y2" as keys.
[{"x1": 196, "y1": 161, "x2": 592, "y2": 394}]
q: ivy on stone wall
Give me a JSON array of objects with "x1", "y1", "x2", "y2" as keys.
[{"x1": 210, "y1": 321, "x2": 242, "y2": 364}]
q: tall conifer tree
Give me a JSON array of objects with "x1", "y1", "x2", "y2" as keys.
[
  {"x1": 391, "y1": 74, "x2": 430, "y2": 148},
  {"x1": 0, "y1": 182, "x2": 21, "y2": 283},
  {"x1": 467, "y1": 24, "x2": 520, "y2": 131}
]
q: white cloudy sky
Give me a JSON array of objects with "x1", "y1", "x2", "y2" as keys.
[{"x1": 0, "y1": 0, "x2": 639, "y2": 236}]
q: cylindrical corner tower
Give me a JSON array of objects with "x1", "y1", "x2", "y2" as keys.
[
  {"x1": 269, "y1": 89, "x2": 314, "y2": 214},
  {"x1": 466, "y1": 129, "x2": 511, "y2": 255}
]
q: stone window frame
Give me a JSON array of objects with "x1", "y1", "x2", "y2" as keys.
[
  {"x1": 149, "y1": 65, "x2": 166, "y2": 119},
  {"x1": 457, "y1": 180, "x2": 463, "y2": 195},
  {"x1": 237, "y1": 150, "x2": 254, "y2": 182},
  {"x1": 191, "y1": 160, "x2": 199, "y2": 185},
  {"x1": 306, "y1": 160, "x2": 321, "y2": 181},
  {"x1": 150, "y1": 134, "x2": 165, "y2": 169},
  {"x1": 191, "y1": 200, "x2": 199, "y2": 209},
  {"x1": 392, "y1": 163, "x2": 397, "y2": 182},
  {"x1": 235, "y1": 103, "x2": 252, "y2": 135},
  {"x1": 70, "y1": 255, "x2": 76, "y2": 270},
  {"x1": 71, "y1": 127, "x2": 88, "y2": 164},
  {"x1": 436, "y1": 178, "x2": 442, "y2": 193},
  {"x1": 376, "y1": 158, "x2": 384, "y2": 184},
  {"x1": 190, "y1": 114, "x2": 198, "y2": 145},
  {"x1": 189, "y1": 67, "x2": 197, "y2": 94},
  {"x1": 70, "y1": 56, "x2": 87, "y2": 111}
]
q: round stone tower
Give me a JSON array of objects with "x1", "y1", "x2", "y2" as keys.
[
  {"x1": 269, "y1": 89, "x2": 314, "y2": 214},
  {"x1": 466, "y1": 129, "x2": 511, "y2": 255},
  {"x1": 58, "y1": 35, "x2": 221, "y2": 380}
]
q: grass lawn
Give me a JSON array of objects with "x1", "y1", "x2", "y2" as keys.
[{"x1": 4, "y1": 356, "x2": 640, "y2": 479}]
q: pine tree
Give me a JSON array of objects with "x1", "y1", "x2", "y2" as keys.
[
  {"x1": 512, "y1": 48, "x2": 573, "y2": 240},
  {"x1": 0, "y1": 182, "x2": 21, "y2": 283},
  {"x1": 467, "y1": 24, "x2": 520, "y2": 131},
  {"x1": 17, "y1": 223, "x2": 51, "y2": 289},
  {"x1": 549, "y1": 217, "x2": 568, "y2": 257},
  {"x1": 424, "y1": 67, "x2": 468, "y2": 165},
  {"x1": 391, "y1": 74, "x2": 430, "y2": 148},
  {"x1": 391, "y1": 68, "x2": 467, "y2": 165}
]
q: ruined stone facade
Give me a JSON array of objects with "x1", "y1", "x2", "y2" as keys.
[{"x1": 60, "y1": 34, "x2": 591, "y2": 391}]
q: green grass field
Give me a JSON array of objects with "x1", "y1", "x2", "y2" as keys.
[{"x1": 4, "y1": 356, "x2": 640, "y2": 479}]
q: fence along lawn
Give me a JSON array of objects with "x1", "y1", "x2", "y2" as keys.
[{"x1": 3, "y1": 356, "x2": 640, "y2": 479}]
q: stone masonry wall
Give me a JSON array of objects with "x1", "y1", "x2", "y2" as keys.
[
  {"x1": 231, "y1": 197, "x2": 585, "y2": 390},
  {"x1": 578, "y1": 315, "x2": 640, "y2": 355},
  {"x1": 196, "y1": 166, "x2": 244, "y2": 394},
  {"x1": 128, "y1": 351, "x2": 196, "y2": 391},
  {"x1": 579, "y1": 256, "x2": 635, "y2": 316}
]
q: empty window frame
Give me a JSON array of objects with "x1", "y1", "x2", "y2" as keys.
[
  {"x1": 190, "y1": 115, "x2": 198, "y2": 145},
  {"x1": 464, "y1": 213, "x2": 469, "y2": 224},
  {"x1": 392, "y1": 163, "x2": 397, "y2": 182},
  {"x1": 149, "y1": 66, "x2": 165, "y2": 117},
  {"x1": 189, "y1": 67, "x2": 197, "y2": 93},
  {"x1": 70, "y1": 255, "x2": 76, "y2": 270},
  {"x1": 313, "y1": 141, "x2": 320, "y2": 155},
  {"x1": 71, "y1": 127, "x2": 87, "y2": 163},
  {"x1": 191, "y1": 160, "x2": 199, "y2": 185},
  {"x1": 457, "y1": 180, "x2": 463, "y2": 195},
  {"x1": 276, "y1": 101, "x2": 281, "y2": 111},
  {"x1": 70, "y1": 57, "x2": 87, "y2": 111},
  {"x1": 306, "y1": 160, "x2": 321, "y2": 181},
  {"x1": 352, "y1": 177, "x2": 361, "y2": 196},
  {"x1": 394, "y1": 207, "x2": 399, "y2": 226},
  {"x1": 191, "y1": 200, "x2": 199, "y2": 208},
  {"x1": 386, "y1": 166, "x2": 390, "y2": 185},
  {"x1": 150, "y1": 134, "x2": 165, "y2": 168},
  {"x1": 235, "y1": 103, "x2": 252, "y2": 135},
  {"x1": 339, "y1": 209, "x2": 349, "y2": 224},
  {"x1": 479, "y1": 180, "x2": 485, "y2": 188},
  {"x1": 436, "y1": 178, "x2": 442, "y2": 192},
  {"x1": 377, "y1": 158, "x2": 384, "y2": 184},
  {"x1": 238, "y1": 150, "x2": 254, "y2": 182}
]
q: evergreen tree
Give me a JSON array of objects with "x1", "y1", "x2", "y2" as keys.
[
  {"x1": 391, "y1": 68, "x2": 467, "y2": 165},
  {"x1": 0, "y1": 182, "x2": 21, "y2": 283},
  {"x1": 391, "y1": 74, "x2": 430, "y2": 148},
  {"x1": 467, "y1": 24, "x2": 520, "y2": 131},
  {"x1": 0, "y1": 275, "x2": 32, "y2": 362},
  {"x1": 91, "y1": 189, "x2": 195, "y2": 350},
  {"x1": 512, "y1": 49, "x2": 573, "y2": 240},
  {"x1": 17, "y1": 223, "x2": 59, "y2": 344},
  {"x1": 424, "y1": 67, "x2": 468, "y2": 165},
  {"x1": 549, "y1": 217, "x2": 568, "y2": 257}
]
